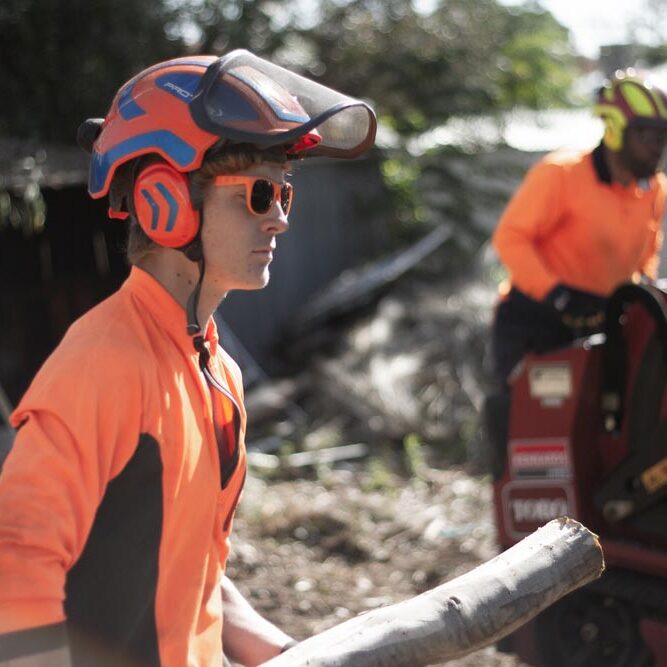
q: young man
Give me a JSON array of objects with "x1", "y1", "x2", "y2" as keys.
[
  {"x1": 490, "y1": 68, "x2": 667, "y2": 386},
  {"x1": 0, "y1": 51, "x2": 376, "y2": 666}
]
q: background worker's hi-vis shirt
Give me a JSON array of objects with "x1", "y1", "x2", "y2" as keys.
[
  {"x1": 493, "y1": 144, "x2": 666, "y2": 301},
  {"x1": 0, "y1": 267, "x2": 247, "y2": 667}
]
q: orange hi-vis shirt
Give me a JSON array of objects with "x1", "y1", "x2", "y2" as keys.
[
  {"x1": 0, "y1": 267, "x2": 247, "y2": 666},
  {"x1": 492, "y1": 144, "x2": 666, "y2": 300}
]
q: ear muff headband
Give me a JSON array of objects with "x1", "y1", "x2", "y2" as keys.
[
  {"x1": 594, "y1": 104, "x2": 627, "y2": 151},
  {"x1": 133, "y1": 163, "x2": 200, "y2": 248}
]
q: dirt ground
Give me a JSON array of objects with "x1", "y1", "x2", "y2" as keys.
[
  {"x1": 225, "y1": 247, "x2": 532, "y2": 666},
  {"x1": 228, "y1": 462, "x2": 529, "y2": 666}
]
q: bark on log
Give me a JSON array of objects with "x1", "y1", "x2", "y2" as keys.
[{"x1": 262, "y1": 517, "x2": 604, "y2": 667}]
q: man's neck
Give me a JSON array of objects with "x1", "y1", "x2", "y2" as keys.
[
  {"x1": 603, "y1": 145, "x2": 634, "y2": 186},
  {"x1": 136, "y1": 250, "x2": 224, "y2": 328}
]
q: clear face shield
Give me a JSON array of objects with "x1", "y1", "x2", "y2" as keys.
[{"x1": 189, "y1": 49, "x2": 377, "y2": 158}]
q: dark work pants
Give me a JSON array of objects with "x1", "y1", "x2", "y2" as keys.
[{"x1": 485, "y1": 288, "x2": 576, "y2": 478}]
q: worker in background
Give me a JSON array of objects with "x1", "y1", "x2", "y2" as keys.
[
  {"x1": 490, "y1": 68, "x2": 667, "y2": 387},
  {"x1": 483, "y1": 68, "x2": 667, "y2": 479},
  {"x1": 0, "y1": 51, "x2": 376, "y2": 666}
]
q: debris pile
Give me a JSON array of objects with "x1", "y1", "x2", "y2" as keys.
[{"x1": 245, "y1": 242, "x2": 501, "y2": 467}]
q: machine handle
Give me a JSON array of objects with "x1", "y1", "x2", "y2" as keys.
[{"x1": 601, "y1": 282, "x2": 667, "y2": 434}]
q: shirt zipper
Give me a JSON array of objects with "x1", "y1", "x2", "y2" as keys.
[{"x1": 201, "y1": 363, "x2": 242, "y2": 489}]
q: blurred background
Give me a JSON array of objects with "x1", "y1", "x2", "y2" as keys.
[
  {"x1": 4, "y1": 3, "x2": 667, "y2": 664},
  {"x1": 0, "y1": 0, "x2": 663, "y2": 396},
  {"x1": 5, "y1": 0, "x2": 667, "y2": 408}
]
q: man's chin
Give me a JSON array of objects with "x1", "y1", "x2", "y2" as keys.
[
  {"x1": 632, "y1": 163, "x2": 661, "y2": 179},
  {"x1": 239, "y1": 275, "x2": 271, "y2": 291}
]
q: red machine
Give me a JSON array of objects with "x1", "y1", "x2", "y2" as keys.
[{"x1": 491, "y1": 282, "x2": 667, "y2": 667}]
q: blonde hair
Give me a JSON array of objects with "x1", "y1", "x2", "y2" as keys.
[{"x1": 125, "y1": 144, "x2": 288, "y2": 265}]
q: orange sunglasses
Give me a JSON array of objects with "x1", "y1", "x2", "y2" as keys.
[{"x1": 213, "y1": 175, "x2": 293, "y2": 216}]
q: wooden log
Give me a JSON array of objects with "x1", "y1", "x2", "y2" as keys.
[{"x1": 262, "y1": 517, "x2": 604, "y2": 667}]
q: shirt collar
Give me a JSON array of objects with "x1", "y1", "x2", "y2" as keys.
[
  {"x1": 592, "y1": 142, "x2": 612, "y2": 184},
  {"x1": 123, "y1": 266, "x2": 219, "y2": 358}
]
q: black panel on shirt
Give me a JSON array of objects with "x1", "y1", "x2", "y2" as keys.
[{"x1": 65, "y1": 433, "x2": 163, "y2": 667}]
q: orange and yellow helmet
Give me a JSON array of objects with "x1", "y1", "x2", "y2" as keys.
[
  {"x1": 78, "y1": 50, "x2": 377, "y2": 199},
  {"x1": 593, "y1": 68, "x2": 667, "y2": 151}
]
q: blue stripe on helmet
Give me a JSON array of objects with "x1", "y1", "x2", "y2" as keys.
[
  {"x1": 140, "y1": 189, "x2": 160, "y2": 230},
  {"x1": 118, "y1": 83, "x2": 145, "y2": 120},
  {"x1": 155, "y1": 182, "x2": 178, "y2": 232},
  {"x1": 89, "y1": 130, "x2": 197, "y2": 195}
]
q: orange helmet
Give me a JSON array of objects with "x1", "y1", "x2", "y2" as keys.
[
  {"x1": 593, "y1": 68, "x2": 667, "y2": 151},
  {"x1": 79, "y1": 50, "x2": 377, "y2": 198}
]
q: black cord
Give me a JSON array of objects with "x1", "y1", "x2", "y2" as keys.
[{"x1": 186, "y1": 256, "x2": 206, "y2": 337}]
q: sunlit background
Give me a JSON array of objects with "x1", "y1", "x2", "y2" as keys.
[
  {"x1": 3, "y1": 0, "x2": 667, "y2": 404},
  {"x1": 3, "y1": 8, "x2": 667, "y2": 662}
]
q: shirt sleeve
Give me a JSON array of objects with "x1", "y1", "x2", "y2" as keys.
[
  {"x1": 492, "y1": 159, "x2": 565, "y2": 300},
  {"x1": 639, "y1": 179, "x2": 666, "y2": 279},
  {"x1": 0, "y1": 340, "x2": 144, "y2": 646}
]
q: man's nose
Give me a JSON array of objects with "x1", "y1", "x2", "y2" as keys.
[{"x1": 262, "y1": 203, "x2": 289, "y2": 234}]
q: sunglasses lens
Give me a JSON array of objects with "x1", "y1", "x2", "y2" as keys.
[
  {"x1": 280, "y1": 184, "x2": 292, "y2": 214},
  {"x1": 248, "y1": 179, "x2": 292, "y2": 215},
  {"x1": 250, "y1": 179, "x2": 274, "y2": 214}
]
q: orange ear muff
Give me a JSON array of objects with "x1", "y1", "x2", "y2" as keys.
[{"x1": 133, "y1": 163, "x2": 200, "y2": 248}]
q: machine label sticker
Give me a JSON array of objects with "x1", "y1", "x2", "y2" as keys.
[
  {"x1": 509, "y1": 439, "x2": 572, "y2": 479},
  {"x1": 501, "y1": 481, "x2": 574, "y2": 540},
  {"x1": 528, "y1": 363, "x2": 572, "y2": 402},
  {"x1": 641, "y1": 456, "x2": 667, "y2": 494}
]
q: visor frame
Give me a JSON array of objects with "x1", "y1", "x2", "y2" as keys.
[{"x1": 189, "y1": 50, "x2": 376, "y2": 159}]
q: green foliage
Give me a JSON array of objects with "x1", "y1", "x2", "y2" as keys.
[
  {"x1": 0, "y1": 0, "x2": 186, "y2": 143},
  {"x1": 361, "y1": 456, "x2": 399, "y2": 493},
  {"x1": 0, "y1": 184, "x2": 46, "y2": 236},
  {"x1": 403, "y1": 432, "x2": 427, "y2": 479},
  {"x1": 180, "y1": 0, "x2": 297, "y2": 55},
  {"x1": 380, "y1": 156, "x2": 425, "y2": 236},
  {"x1": 280, "y1": 0, "x2": 579, "y2": 138},
  {"x1": 0, "y1": 0, "x2": 581, "y2": 241},
  {"x1": 1, "y1": 0, "x2": 579, "y2": 146},
  {"x1": 494, "y1": 3, "x2": 577, "y2": 110},
  {"x1": 274, "y1": 0, "x2": 579, "y2": 238}
]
